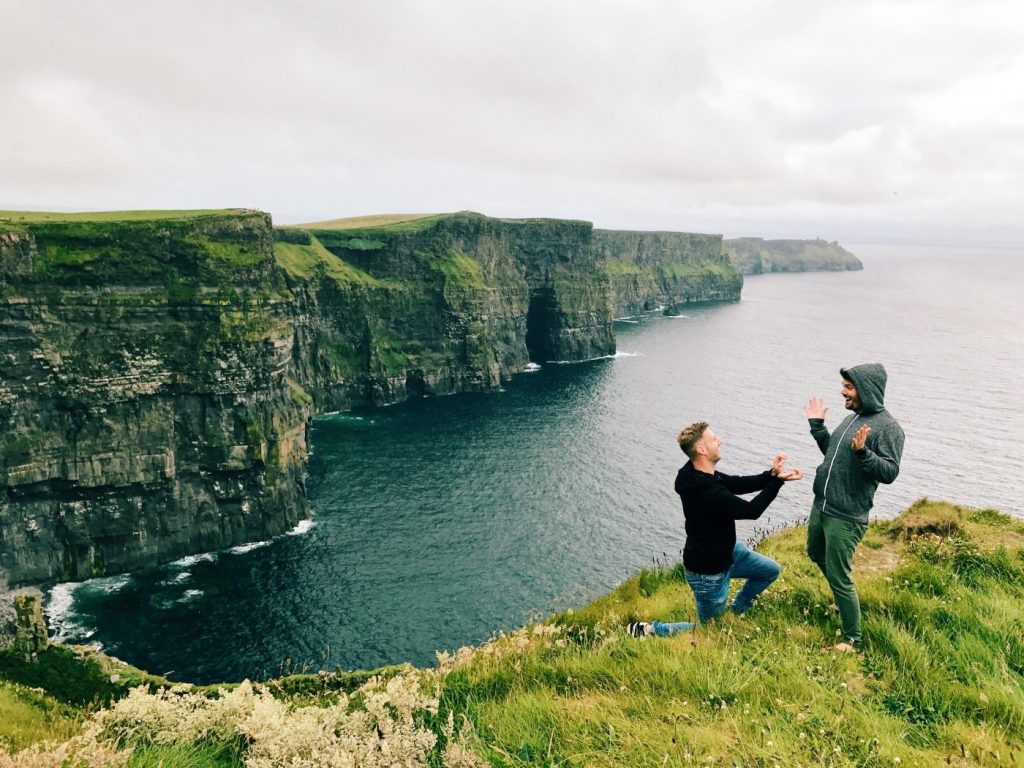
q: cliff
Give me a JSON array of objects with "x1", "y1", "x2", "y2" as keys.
[
  {"x1": 1, "y1": 210, "x2": 742, "y2": 589},
  {"x1": 0, "y1": 211, "x2": 310, "y2": 589},
  {"x1": 725, "y1": 237, "x2": 862, "y2": 274},
  {"x1": 593, "y1": 229, "x2": 741, "y2": 317}
]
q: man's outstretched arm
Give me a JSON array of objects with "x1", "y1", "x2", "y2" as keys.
[{"x1": 706, "y1": 478, "x2": 786, "y2": 521}]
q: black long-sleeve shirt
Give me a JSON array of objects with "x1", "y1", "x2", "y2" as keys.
[{"x1": 675, "y1": 461, "x2": 784, "y2": 574}]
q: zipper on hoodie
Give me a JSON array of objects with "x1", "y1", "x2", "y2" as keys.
[{"x1": 822, "y1": 415, "x2": 859, "y2": 514}]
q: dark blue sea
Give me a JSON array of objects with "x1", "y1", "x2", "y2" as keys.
[{"x1": 47, "y1": 244, "x2": 1024, "y2": 683}]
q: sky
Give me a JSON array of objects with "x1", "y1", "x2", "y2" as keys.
[{"x1": 3, "y1": 1, "x2": 1023, "y2": 245}]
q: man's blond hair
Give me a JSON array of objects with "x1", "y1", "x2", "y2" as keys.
[{"x1": 677, "y1": 421, "x2": 709, "y2": 459}]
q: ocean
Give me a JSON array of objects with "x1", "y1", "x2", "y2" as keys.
[{"x1": 46, "y1": 244, "x2": 1024, "y2": 684}]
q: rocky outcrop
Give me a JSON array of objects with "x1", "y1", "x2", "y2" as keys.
[
  {"x1": 592, "y1": 230, "x2": 741, "y2": 317},
  {"x1": 11, "y1": 592, "x2": 48, "y2": 660},
  {"x1": 1, "y1": 210, "x2": 743, "y2": 589},
  {"x1": 724, "y1": 238, "x2": 862, "y2": 275}
]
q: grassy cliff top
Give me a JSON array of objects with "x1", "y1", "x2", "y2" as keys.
[
  {"x1": 292, "y1": 211, "x2": 593, "y2": 235},
  {"x1": 4, "y1": 499, "x2": 1022, "y2": 767},
  {"x1": 289, "y1": 212, "x2": 445, "y2": 230},
  {"x1": 0, "y1": 209, "x2": 256, "y2": 224}
]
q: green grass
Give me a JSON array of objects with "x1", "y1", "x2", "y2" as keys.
[
  {"x1": 288, "y1": 212, "x2": 443, "y2": 230},
  {"x1": 125, "y1": 742, "x2": 243, "y2": 767},
  {"x1": 273, "y1": 235, "x2": 382, "y2": 286},
  {"x1": 661, "y1": 259, "x2": 737, "y2": 280},
  {"x1": 0, "y1": 681, "x2": 80, "y2": 752},
  {"x1": 432, "y1": 249, "x2": 487, "y2": 291},
  {"x1": 435, "y1": 499, "x2": 1024, "y2": 766},
  {"x1": 0, "y1": 644, "x2": 169, "y2": 708},
  {"x1": 4, "y1": 500, "x2": 1022, "y2": 766},
  {"x1": 0, "y1": 209, "x2": 251, "y2": 223},
  {"x1": 308, "y1": 211, "x2": 487, "y2": 240}
]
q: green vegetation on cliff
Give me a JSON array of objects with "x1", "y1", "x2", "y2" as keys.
[
  {"x1": 0, "y1": 209, "x2": 251, "y2": 224},
  {"x1": 273, "y1": 232, "x2": 382, "y2": 286},
  {"x1": 4, "y1": 500, "x2": 1022, "y2": 767},
  {"x1": 289, "y1": 212, "x2": 444, "y2": 230}
]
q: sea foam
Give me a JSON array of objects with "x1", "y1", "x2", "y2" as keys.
[
  {"x1": 228, "y1": 540, "x2": 270, "y2": 554},
  {"x1": 286, "y1": 519, "x2": 316, "y2": 536}
]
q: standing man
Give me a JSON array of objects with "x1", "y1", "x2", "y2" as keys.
[
  {"x1": 628, "y1": 422, "x2": 801, "y2": 638},
  {"x1": 805, "y1": 363, "x2": 905, "y2": 652}
]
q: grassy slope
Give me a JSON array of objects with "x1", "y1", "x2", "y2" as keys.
[
  {"x1": 0, "y1": 209, "x2": 249, "y2": 223},
  {"x1": 0, "y1": 681, "x2": 80, "y2": 753},
  {"x1": 440, "y1": 500, "x2": 1024, "y2": 767},
  {"x1": 289, "y1": 213, "x2": 444, "y2": 230},
  {"x1": 2, "y1": 500, "x2": 1021, "y2": 767},
  {"x1": 272, "y1": 235, "x2": 382, "y2": 286}
]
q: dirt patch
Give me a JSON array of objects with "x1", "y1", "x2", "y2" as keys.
[{"x1": 854, "y1": 544, "x2": 902, "y2": 574}]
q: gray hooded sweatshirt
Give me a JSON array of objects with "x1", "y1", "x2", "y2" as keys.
[{"x1": 809, "y1": 363, "x2": 905, "y2": 523}]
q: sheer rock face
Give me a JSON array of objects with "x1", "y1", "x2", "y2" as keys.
[
  {"x1": 724, "y1": 237, "x2": 862, "y2": 275},
  {"x1": 591, "y1": 229, "x2": 741, "y2": 318},
  {"x1": 0, "y1": 212, "x2": 309, "y2": 589},
  {"x1": 0, "y1": 211, "x2": 739, "y2": 588}
]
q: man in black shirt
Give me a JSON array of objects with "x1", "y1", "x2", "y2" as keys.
[{"x1": 629, "y1": 421, "x2": 802, "y2": 637}]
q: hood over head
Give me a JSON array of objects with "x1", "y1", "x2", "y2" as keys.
[{"x1": 841, "y1": 363, "x2": 887, "y2": 414}]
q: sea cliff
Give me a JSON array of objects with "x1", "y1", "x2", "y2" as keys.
[
  {"x1": 725, "y1": 237, "x2": 862, "y2": 274},
  {"x1": 0, "y1": 211, "x2": 309, "y2": 588},
  {"x1": 1, "y1": 210, "x2": 743, "y2": 588},
  {"x1": 592, "y1": 229, "x2": 740, "y2": 317}
]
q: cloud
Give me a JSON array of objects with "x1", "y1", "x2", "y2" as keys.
[{"x1": 2, "y1": 0, "x2": 1024, "y2": 243}]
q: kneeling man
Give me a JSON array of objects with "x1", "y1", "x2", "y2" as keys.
[{"x1": 630, "y1": 421, "x2": 801, "y2": 637}]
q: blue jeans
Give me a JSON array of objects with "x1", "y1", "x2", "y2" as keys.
[{"x1": 652, "y1": 542, "x2": 781, "y2": 636}]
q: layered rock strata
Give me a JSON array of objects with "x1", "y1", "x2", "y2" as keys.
[{"x1": 0, "y1": 212, "x2": 308, "y2": 588}]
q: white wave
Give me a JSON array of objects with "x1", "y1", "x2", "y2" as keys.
[
  {"x1": 614, "y1": 318, "x2": 640, "y2": 324},
  {"x1": 524, "y1": 363, "x2": 542, "y2": 372},
  {"x1": 170, "y1": 552, "x2": 216, "y2": 568},
  {"x1": 45, "y1": 583, "x2": 80, "y2": 627},
  {"x1": 45, "y1": 582, "x2": 91, "y2": 644},
  {"x1": 91, "y1": 574, "x2": 132, "y2": 594},
  {"x1": 178, "y1": 589, "x2": 204, "y2": 603},
  {"x1": 228, "y1": 540, "x2": 270, "y2": 554},
  {"x1": 162, "y1": 571, "x2": 192, "y2": 586},
  {"x1": 665, "y1": 313, "x2": 690, "y2": 319},
  {"x1": 549, "y1": 353, "x2": 619, "y2": 364},
  {"x1": 286, "y1": 519, "x2": 316, "y2": 536},
  {"x1": 321, "y1": 411, "x2": 365, "y2": 420},
  {"x1": 613, "y1": 351, "x2": 643, "y2": 358}
]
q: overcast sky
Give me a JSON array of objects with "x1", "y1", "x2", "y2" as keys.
[{"x1": 3, "y1": 1, "x2": 1023, "y2": 245}]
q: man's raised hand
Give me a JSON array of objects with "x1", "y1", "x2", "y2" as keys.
[
  {"x1": 851, "y1": 425, "x2": 871, "y2": 452},
  {"x1": 804, "y1": 397, "x2": 828, "y2": 419},
  {"x1": 771, "y1": 453, "x2": 803, "y2": 481}
]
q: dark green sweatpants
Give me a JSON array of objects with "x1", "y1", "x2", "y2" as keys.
[{"x1": 807, "y1": 498, "x2": 868, "y2": 645}]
